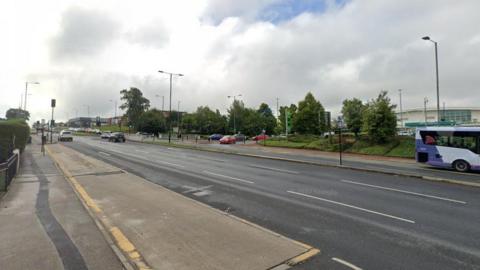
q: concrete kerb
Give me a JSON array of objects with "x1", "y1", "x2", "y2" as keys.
[
  {"x1": 134, "y1": 140, "x2": 480, "y2": 189},
  {"x1": 45, "y1": 145, "x2": 149, "y2": 270}
]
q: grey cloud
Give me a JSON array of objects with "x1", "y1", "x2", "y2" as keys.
[
  {"x1": 50, "y1": 7, "x2": 119, "y2": 61},
  {"x1": 126, "y1": 20, "x2": 169, "y2": 48}
]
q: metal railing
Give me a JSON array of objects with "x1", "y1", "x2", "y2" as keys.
[{"x1": 0, "y1": 153, "x2": 18, "y2": 191}]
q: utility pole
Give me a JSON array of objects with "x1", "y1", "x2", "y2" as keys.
[
  {"x1": 398, "y1": 89, "x2": 403, "y2": 128},
  {"x1": 50, "y1": 99, "x2": 56, "y2": 144},
  {"x1": 424, "y1": 97, "x2": 429, "y2": 125},
  {"x1": 162, "y1": 96, "x2": 165, "y2": 111},
  {"x1": 443, "y1": 102, "x2": 446, "y2": 122}
]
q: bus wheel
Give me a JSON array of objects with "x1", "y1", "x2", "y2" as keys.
[{"x1": 453, "y1": 160, "x2": 470, "y2": 172}]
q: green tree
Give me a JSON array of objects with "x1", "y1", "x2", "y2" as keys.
[
  {"x1": 362, "y1": 91, "x2": 397, "y2": 143},
  {"x1": 119, "y1": 87, "x2": 150, "y2": 127},
  {"x1": 277, "y1": 104, "x2": 297, "y2": 134},
  {"x1": 341, "y1": 98, "x2": 365, "y2": 138},
  {"x1": 293, "y1": 92, "x2": 326, "y2": 134},
  {"x1": 194, "y1": 106, "x2": 227, "y2": 134},
  {"x1": 257, "y1": 103, "x2": 277, "y2": 135},
  {"x1": 136, "y1": 109, "x2": 166, "y2": 136},
  {"x1": 6, "y1": 108, "x2": 30, "y2": 120},
  {"x1": 227, "y1": 99, "x2": 248, "y2": 134}
]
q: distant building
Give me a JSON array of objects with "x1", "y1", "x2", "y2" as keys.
[
  {"x1": 68, "y1": 117, "x2": 109, "y2": 127},
  {"x1": 396, "y1": 107, "x2": 480, "y2": 127}
]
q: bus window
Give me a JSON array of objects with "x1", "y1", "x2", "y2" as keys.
[
  {"x1": 425, "y1": 135, "x2": 436, "y2": 145},
  {"x1": 451, "y1": 136, "x2": 478, "y2": 153}
]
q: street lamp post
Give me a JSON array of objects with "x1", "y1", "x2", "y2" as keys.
[
  {"x1": 227, "y1": 94, "x2": 242, "y2": 134},
  {"x1": 109, "y1": 99, "x2": 117, "y2": 123},
  {"x1": 422, "y1": 36, "x2": 440, "y2": 123},
  {"x1": 424, "y1": 97, "x2": 429, "y2": 125},
  {"x1": 24, "y1": 81, "x2": 39, "y2": 111},
  {"x1": 158, "y1": 70, "x2": 184, "y2": 143},
  {"x1": 398, "y1": 89, "x2": 403, "y2": 128}
]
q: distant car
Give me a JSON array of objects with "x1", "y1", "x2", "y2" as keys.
[
  {"x1": 234, "y1": 134, "x2": 246, "y2": 142},
  {"x1": 398, "y1": 130, "x2": 413, "y2": 136},
  {"x1": 58, "y1": 130, "x2": 73, "y2": 142},
  {"x1": 101, "y1": 132, "x2": 111, "y2": 139},
  {"x1": 108, "y1": 132, "x2": 126, "y2": 142},
  {"x1": 219, "y1": 135, "x2": 236, "y2": 144},
  {"x1": 252, "y1": 134, "x2": 269, "y2": 141},
  {"x1": 209, "y1": 134, "x2": 223, "y2": 140}
]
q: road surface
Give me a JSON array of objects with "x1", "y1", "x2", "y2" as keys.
[{"x1": 64, "y1": 136, "x2": 480, "y2": 270}]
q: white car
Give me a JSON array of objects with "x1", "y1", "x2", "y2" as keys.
[
  {"x1": 101, "y1": 132, "x2": 112, "y2": 139},
  {"x1": 59, "y1": 130, "x2": 73, "y2": 142}
]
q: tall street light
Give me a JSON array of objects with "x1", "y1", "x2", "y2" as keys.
[
  {"x1": 227, "y1": 94, "x2": 242, "y2": 134},
  {"x1": 398, "y1": 89, "x2": 403, "y2": 128},
  {"x1": 158, "y1": 70, "x2": 184, "y2": 143},
  {"x1": 109, "y1": 99, "x2": 117, "y2": 121},
  {"x1": 422, "y1": 36, "x2": 440, "y2": 123},
  {"x1": 24, "y1": 81, "x2": 39, "y2": 111}
]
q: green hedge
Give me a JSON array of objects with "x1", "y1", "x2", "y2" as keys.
[{"x1": 0, "y1": 119, "x2": 30, "y2": 161}]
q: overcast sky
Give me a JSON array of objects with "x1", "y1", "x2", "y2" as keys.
[{"x1": 1, "y1": 0, "x2": 480, "y2": 123}]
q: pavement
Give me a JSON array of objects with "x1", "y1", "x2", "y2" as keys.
[
  {"x1": 66, "y1": 135, "x2": 480, "y2": 270},
  {"x1": 125, "y1": 134, "x2": 480, "y2": 187},
  {"x1": 45, "y1": 141, "x2": 317, "y2": 270},
  {"x1": 0, "y1": 137, "x2": 123, "y2": 270}
]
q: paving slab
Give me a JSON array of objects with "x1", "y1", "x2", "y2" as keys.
[{"x1": 47, "y1": 143, "x2": 317, "y2": 270}]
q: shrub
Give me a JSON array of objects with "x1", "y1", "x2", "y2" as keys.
[{"x1": 0, "y1": 119, "x2": 30, "y2": 161}]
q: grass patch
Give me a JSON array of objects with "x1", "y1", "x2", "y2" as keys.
[
  {"x1": 98, "y1": 125, "x2": 130, "y2": 132},
  {"x1": 264, "y1": 140, "x2": 308, "y2": 148},
  {"x1": 386, "y1": 138, "x2": 415, "y2": 158}
]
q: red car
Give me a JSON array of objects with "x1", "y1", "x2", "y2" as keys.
[
  {"x1": 253, "y1": 134, "x2": 269, "y2": 141},
  {"x1": 219, "y1": 135, "x2": 236, "y2": 144}
]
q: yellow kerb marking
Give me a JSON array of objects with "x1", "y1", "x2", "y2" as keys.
[
  {"x1": 287, "y1": 248, "x2": 320, "y2": 266},
  {"x1": 110, "y1": 227, "x2": 136, "y2": 252}
]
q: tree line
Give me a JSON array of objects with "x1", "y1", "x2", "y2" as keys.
[{"x1": 120, "y1": 87, "x2": 397, "y2": 140}]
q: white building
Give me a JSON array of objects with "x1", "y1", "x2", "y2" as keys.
[{"x1": 396, "y1": 107, "x2": 480, "y2": 127}]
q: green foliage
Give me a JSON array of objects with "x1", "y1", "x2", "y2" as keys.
[
  {"x1": 362, "y1": 91, "x2": 397, "y2": 143},
  {"x1": 136, "y1": 109, "x2": 166, "y2": 135},
  {"x1": 6, "y1": 108, "x2": 30, "y2": 120},
  {"x1": 293, "y1": 92, "x2": 326, "y2": 135},
  {"x1": 341, "y1": 98, "x2": 365, "y2": 137},
  {"x1": 257, "y1": 103, "x2": 277, "y2": 135},
  {"x1": 0, "y1": 119, "x2": 30, "y2": 161},
  {"x1": 386, "y1": 137, "x2": 415, "y2": 158},
  {"x1": 277, "y1": 104, "x2": 297, "y2": 134},
  {"x1": 346, "y1": 138, "x2": 399, "y2": 155},
  {"x1": 227, "y1": 99, "x2": 247, "y2": 134},
  {"x1": 119, "y1": 87, "x2": 150, "y2": 127},
  {"x1": 181, "y1": 106, "x2": 226, "y2": 134}
]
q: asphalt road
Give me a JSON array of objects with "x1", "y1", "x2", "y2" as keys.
[{"x1": 63, "y1": 136, "x2": 480, "y2": 270}]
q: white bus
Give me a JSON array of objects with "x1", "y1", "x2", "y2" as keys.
[{"x1": 415, "y1": 127, "x2": 480, "y2": 172}]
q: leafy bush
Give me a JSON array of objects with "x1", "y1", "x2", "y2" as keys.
[{"x1": 0, "y1": 119, "x2": 30, "y2": 161}]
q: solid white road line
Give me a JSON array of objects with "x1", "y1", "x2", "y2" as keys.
[
  {"x1": 287, "y1": 190, "x2": 415, "y2": 224},
  {"x1": 203, "y1": 171, "x2": 255, "y2": 184},
  {"x1": 98, "y1": 151, "x2": 111, "y2": 156},
  {"x1": 332, "y1": 257, "x2": 363, "y2": 270},
  {"x1": 341, "y1": 179, "x2": 467, "y2": 204},
  {"x1": 248, "y1": 164, "x2": 300, "y2": 174}
]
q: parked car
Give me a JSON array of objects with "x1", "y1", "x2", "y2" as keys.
[
  {"x1": 234, "y1": 133, "x2": 246, "y2": 142},
  {"x1": 252, "y1": 134, "x2": 269, "y2": 141},
  {"x1": 58, "y1": 130, "x2": 73, "y2": 142},
  {"x1": 108, "y1": 132, "x2": 126, "y2": 142},
  {"x1": 101, "y1": 131, "x2": 111, "y2": 139},
  {"x1": 209, "y1": 134, "x2": 223, "y2": 140},
  {"x1": 219, "y1": 135, "x2": 236, "y2": 144}
]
